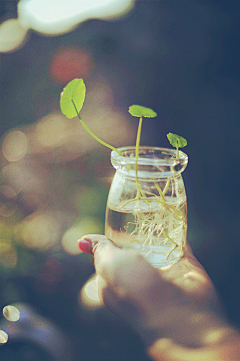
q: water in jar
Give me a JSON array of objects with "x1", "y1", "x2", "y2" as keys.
[{"x1": 105, "y1": 196, "x2": 187, "y2": 268}]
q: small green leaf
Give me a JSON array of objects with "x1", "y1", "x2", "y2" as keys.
[
  {"x1": 128, "y1": 105, "x2": 157, "y2": 118},
  {"x1": 167, "y1": 133, "x2": 187, "y2": 148},
  {"x1": 60, "y1": 78, "x2": 86, "y2": 119}
]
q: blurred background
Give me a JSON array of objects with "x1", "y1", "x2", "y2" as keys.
[{"x1": 1, "y1": 0, "x2": 240, "y2": 360}]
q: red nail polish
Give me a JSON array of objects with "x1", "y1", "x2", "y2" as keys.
[{"x1": 78, "y1": 239, "x2": 92, "y2": 255}]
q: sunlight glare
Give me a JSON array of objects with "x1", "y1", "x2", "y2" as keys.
[{"x1": 18, "y1": 0, "x2": 135, "y2": 35}]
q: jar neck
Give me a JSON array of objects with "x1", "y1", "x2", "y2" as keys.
[{"x1": 110, "y1": 146, "x2": 188, "y2": 179}]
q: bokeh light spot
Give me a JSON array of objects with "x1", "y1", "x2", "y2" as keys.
[
  {"x1": 0, "y1": 240, "x2": 18, "y2": 269},
  {"x1": 2, "y1": 131, "x2": 28, "y2": 162},
  {"x1": 50, "y1": 47, "x2": 93, "y2": 84},
  {"x1": 3, "y1": 305, "x2": 20, "y2": 322},
  {"x1": 0, "y1": 18, "x2": 28, "y2": 53},
  {"x1": 0, "y1": 186, "x2": 17, "y2": 218},
  {"x1": 80, "y1": 274, "x2": 102, "y2": 309},
  {"x1": 35, "y1": 112, "x2": 69, "y2": 147},
  {"x1": 19, "y1": 212, "x2": 60, "y2": 250},
  {"x1": 0, "y1": 330, "x2": 8, "y2": 344},
  {"x1": 62, "y1": 217, "x2": 103, "y2": 255}
]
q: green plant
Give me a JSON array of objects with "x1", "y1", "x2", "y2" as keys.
[
  {"x1": 60, "y1": 80, "x2": 156, "y2": 202},
  {"x1": 60, "y1": 78, "x2": 122, "y2": 156},
  {"x1": 60, "y1": 78, "x2": 187, "y2": 161},
  {"x1": 128, "y1": 105, "x2": 157, "y2": 201},
  {"x1": 167, "y1": 133, "x2": 187, "y2": 159},
  {"x1": 60, "y1": 78, "x2": 188, "y2": 263}
]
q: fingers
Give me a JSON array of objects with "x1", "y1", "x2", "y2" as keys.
[
  {"x1": 78, "y1": 234, "x2": 165, "y2": 329},
  {"x1": 78, "y1": 234, "x2": 195, "y2": 263},
  {"x1": 78, "y1": 234, "x2": 161, "y2": 294},
  {"x1": 78, "y1": 234, "x2": 115, "y2": 256}
]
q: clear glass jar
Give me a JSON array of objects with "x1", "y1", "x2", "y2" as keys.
[{"x1": 105, "y1": 146, "x2": 188, "y2": 268}]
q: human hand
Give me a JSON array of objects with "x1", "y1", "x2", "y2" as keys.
[{"x1": 78, "y1": 235, "x2": 240, "y2": 361}]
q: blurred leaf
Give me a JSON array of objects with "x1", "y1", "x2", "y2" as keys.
[
  {"x1": 128, "y1": 105, "x2": 157, "y2": 118},
  {"x1": 167, "y1": 133, "x2": 187, "y2": 148},
  {"x1": 60, "y1": 78, "x2": 86, "y2": 119}
]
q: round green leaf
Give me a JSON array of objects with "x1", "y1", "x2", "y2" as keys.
[
  {"x1": 60, "y1": 78, "x2": 86, "y2": 119},
  {"x1": 128, "y1": 105, "x2": 157, "y2": 118},
  {"x1": 167, "y1": 133, "x2": 187, "y2": 148}
]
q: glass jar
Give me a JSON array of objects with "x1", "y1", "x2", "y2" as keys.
[{"x1": 105, "y1": 146, "x2": 188, "y2": 268}]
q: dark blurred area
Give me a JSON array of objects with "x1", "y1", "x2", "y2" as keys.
[{"x1": 1, "y1": 0, "x2": 240, "y2": 359}]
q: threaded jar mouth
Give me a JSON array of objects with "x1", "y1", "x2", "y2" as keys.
[{"x1": 111, "y1": 146, "x2": 188, "y2": 178}]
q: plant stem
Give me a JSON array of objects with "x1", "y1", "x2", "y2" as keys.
[
  {"x1": 154, "y1": 178, "x2": 170, "y2": 203},
  {"x1": 135, "y1": 117, "x2": 143, "y2": 198},
  {"x1": 72, "y1": 100, "x2": 123, "y2": 156},
  {"x1": 161, "y1": 227, "x2": 178, "y2": 245},
  {"x1": 166, "y1": 244, "x2": 178, "y2": 260},
  {"x1": 135, "y1": 117, "x2": 143, "y2": 162},
  {"x1": 154, "y1": 181, "x2": 165, "y2": 202},
  {"x1": 134, "y1": 117, "x2": 150, "y2": 207},
  {"x1": 162, "y1": 178, "x2": 171, "y2": 197}
]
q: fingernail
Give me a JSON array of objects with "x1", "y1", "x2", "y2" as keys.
[{"x1": 78, "y1": 238, "x2": 92, "y2": 255}]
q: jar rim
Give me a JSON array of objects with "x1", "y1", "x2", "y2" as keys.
[
  {"x1": 111, "y1": 146, "x2": 188, "y2": 165},
  {"x1": 110, "y1": 146, "x2": 188, "y2": 178}
]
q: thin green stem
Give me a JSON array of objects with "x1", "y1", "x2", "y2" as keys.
[
  {"x1": 135, "y1": 116, "x2": 143, "y2": 197},
  {"x1": 134, "y1": 117, "x2": 150, "y2": 206},
  {"x1": 135, "y1": 117, "x2": 143, "y2": 162},
  {"x1": 166, "y1": 244, "x2": 178, "y2": 260},
  {"x1": 72, "y1": 100, "x2": 123, "y2": 156}
]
